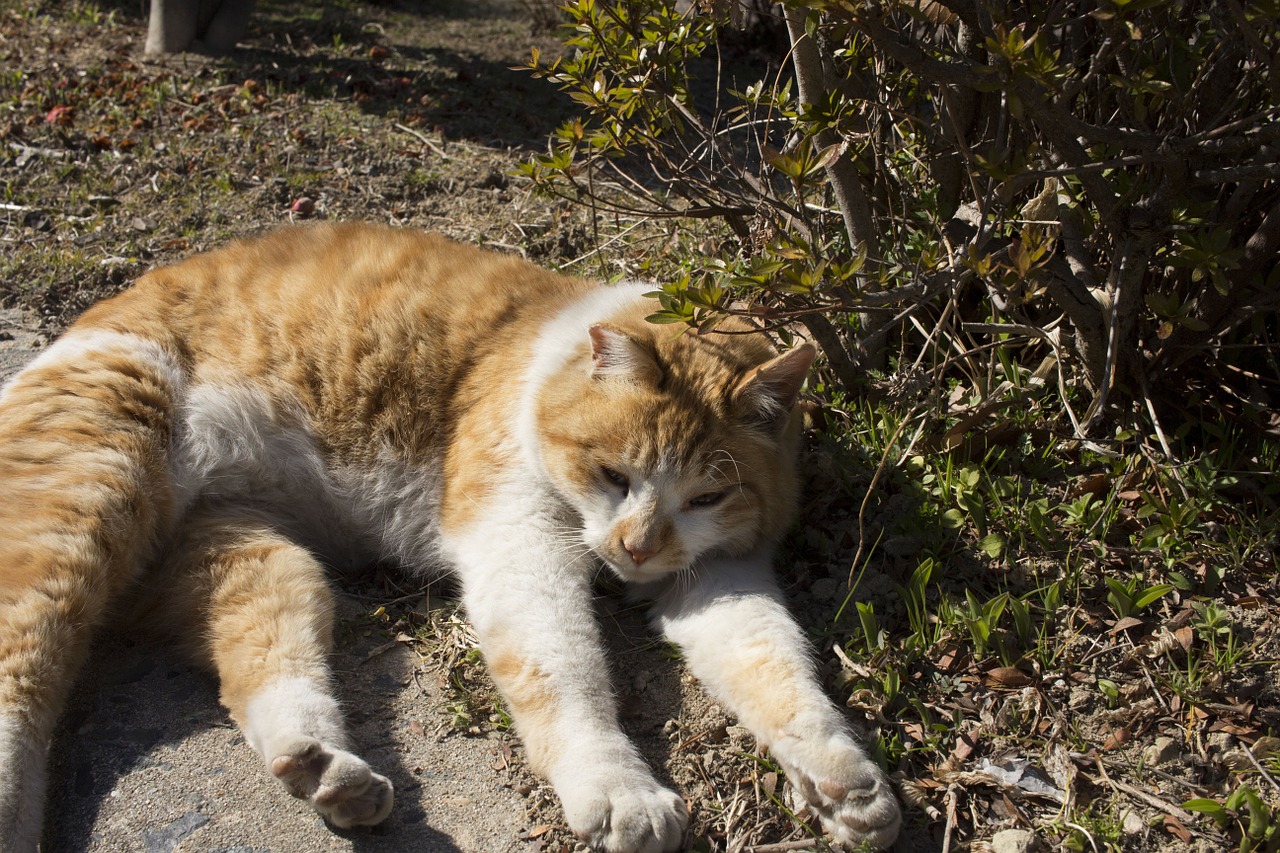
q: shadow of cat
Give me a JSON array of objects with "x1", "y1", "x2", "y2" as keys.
[{"x1": 39, "y1": 590, "x2": 516, "y2": 853}]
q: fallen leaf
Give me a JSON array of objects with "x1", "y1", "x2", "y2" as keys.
[
  {"x1": 985, "y1": 666, "x2": 1034, "y2": 688},
  {"x1": 953, "y1": 728, "x2": 980, "y2": 762},
  {"x1": 761, "y1": 771, "x2": 777, "y2": 798},
  {"x1": 1102, "y1": 726, "x2": 1131, "y2": 751},
  {"x1": 45, "y1": 105, "x2": 74, "y2": 126},
  {"x1": 1070, "y1": 472, "x2": 1110, "y2": 497},
  {"x1": 1109, "y1": 616, "x2": 1147, "y2": 634},
  {"x1": 1163, "y1": 814, "x2": 1192, "y2": 843},
  {"x1": 903, "y1": 722, "x2": 927, "y2": 744}
]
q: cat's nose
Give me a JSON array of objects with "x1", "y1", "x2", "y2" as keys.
[{"x1": 623, "y1": 541, "x2": 658, "y2": 565}]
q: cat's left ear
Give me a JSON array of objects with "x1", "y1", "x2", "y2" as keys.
[
  {"x1": 733, "y1": 343, "x2": 816, "y2": 423},
  {"x1": 588, "y1": 323, "x2": 662, "y2": 384}
]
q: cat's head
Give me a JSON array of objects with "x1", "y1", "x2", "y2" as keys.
[{"x1": 533, "y1": 307, "x2": 814, "y2": 583}]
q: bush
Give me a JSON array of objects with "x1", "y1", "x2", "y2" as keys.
[{"x1": 523, "y1": 0, "x2": 1280, "y2": 445}]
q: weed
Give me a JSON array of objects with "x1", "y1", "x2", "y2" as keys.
[{"x1": 1185, "y1": 785, "x2": 1280, "y2": 853}]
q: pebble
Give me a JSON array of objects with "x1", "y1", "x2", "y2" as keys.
[
  {"x1": 809, "y1": 578, "x2": 839, "y2": 601},
  {"x1": 1122, "y1": 809, "x2": 1146, "y2": 835},
  {"x1": 1207, "y1": 732, "x2": 1236, "y2": 754},
  {"x1": 1143, "y1": 735, "x2": 1180, "y2": 765},
  {"x1": 991, "y1": 827, "x2": 1039, "y2": 853}
]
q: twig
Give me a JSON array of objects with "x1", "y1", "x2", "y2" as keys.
[
  {"x1": 745, "y1": 840, "x2": 819, "y2": 852},
  {"x1": 940, "y1": 782, "x2": 959, "y2": 853},
  {"x1": 847, "y1": 403, "x2": 921, "y2": 588},
  {"x1": 1242, "y1": 743, "x2": 1280, "y2": 797},
  {"x1": 1083, "y1": 766, "x2": 1197, "y2": 823},
  {"x1": 1138, "y1": 369, "x2": 1188, "y2": 498},
  {"x1": 393, "y1": 122, "x2": 450, "y2": 160}
]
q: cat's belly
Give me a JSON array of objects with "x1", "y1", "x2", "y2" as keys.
[{"x1": 172, "y1": 380, "x2": 442, "y2": 572}]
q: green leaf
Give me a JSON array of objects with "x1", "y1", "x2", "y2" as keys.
[
  {"x1": 979, "y1": 534, "x2": 1005, "y2": 559},
  {"x1": 1133, "y1": 584, "x2": 1174, "y2": 610},
  {"x1": 1182, "y1": 798, "x2": 1226, "y2": 815}
]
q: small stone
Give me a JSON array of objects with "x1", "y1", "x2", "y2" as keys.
[
  {"x1": 991, "y1": 828, "x2": 1039, "y2": 853},
  {"x1": 1143, "y1": 736, "x2": 1180, "y2": 766},
  {"x1": 141, "y1": 813, "x2": 209, "y2": 853},
  {"x1": 810, "y1": 578, "x2": 839, "y2": 601},
  {"x1": 1122, "y1": 809, "x2": 1146, "y2": 835},
  {"x1": 1207, "y1": 732, "x2": 1236, "y2": 754}
]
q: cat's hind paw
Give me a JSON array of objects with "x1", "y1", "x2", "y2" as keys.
[
  {"x1": 564, "y1": 779, "x2": 688, "y2": 853},
  {"x1": 270, "y1": 736, "x2": 394, "y2": 828},
  {"x1": 778, "y1": 739, "x2": 901, "y2": 851}
]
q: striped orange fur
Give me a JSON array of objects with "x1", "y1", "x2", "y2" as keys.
[{"x1": 0, "y1": 223, "x2": 899, "y2": 852}]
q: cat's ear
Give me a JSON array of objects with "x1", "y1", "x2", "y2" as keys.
[
  {"x1": 733, "y1": 343, "x2": 816, "y2": 423},
  {"x1": 588, "y1": 323, "x2": 661, "y2": 384}
]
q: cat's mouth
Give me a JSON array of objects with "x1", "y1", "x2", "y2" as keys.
[{"x1": 597, "y1": 552, "x2": 687, "y2": 584}]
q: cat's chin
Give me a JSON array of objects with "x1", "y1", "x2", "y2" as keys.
[{"x1": 600, "y1": 559, "x2": 685, "y2": 585}]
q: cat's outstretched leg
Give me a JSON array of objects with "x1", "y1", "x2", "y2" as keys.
[
  {"x1": 448, "y1": 520, "x2": 688, "y2": 853},
  {"x1": 651, "y1": 556, "x2": 902, "y2": 851},
  {"x1": 137, "y1": 508, "x2": 393, "y2": 828},
  {"x1": 0, "y1": 332, "x2": 185, "y2": 853}
]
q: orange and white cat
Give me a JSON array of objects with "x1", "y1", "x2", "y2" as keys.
[{"x1": 0, "y1": 222, "x2": 901, "y2": 852}]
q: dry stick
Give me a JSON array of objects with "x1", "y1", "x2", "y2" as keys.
[
  {"x1": 1083, "y1": 766, "x2": 1199, "y2": 826},
  {"x1": 745, "y1": 840, "x2": 820, "y2": 853},
  {"x1": 940, "y1": 782, "x2": 959, "y2": 853},
  {"x1": 1138, "y1": 369, "x2": 1190, "y2": 497},
  {"x1": 847, "y1": 403, "x2": 923, "y2": 588},
  {"x1": 1243, "y1": 743, "x2": 1280, "y2": 797},
  {"x1": 392, "y1": 122, "x2": 450, "y2": 160}
]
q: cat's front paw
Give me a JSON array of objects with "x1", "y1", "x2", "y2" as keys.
[
  {"x1": 560, "y1": 772, "x2": 688, "y2": 853},
  {"x1": 269, "y1": 736, "x2": 394, "y2": 828},
  {"x1": 776, "y1": 735, "x2": 901, "y2": 850}
]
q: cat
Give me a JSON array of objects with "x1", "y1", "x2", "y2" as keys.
[{"x1": 0, "y1": 222, "x2": 902, "y2": 852}]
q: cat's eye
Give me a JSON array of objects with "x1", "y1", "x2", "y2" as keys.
[
  {"x1": 687, "y1": 491, "x2": 725, "y2": 509},
  {"x1": 600, "y1": 466, "x2": 630, "y2": 493}
]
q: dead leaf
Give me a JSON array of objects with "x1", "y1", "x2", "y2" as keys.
[
  {"x1": 1070, "y1": 472, "x2": 1110, "y2": 498},
  {"x1": 1163, "y1": 814, "x2": 1192, "y2": 843},
  {"x1": 903, "y1": 722, "x2": 927, "y2": 744},
  {"x1": 761, "y1": 772, "x2": 778, "y2": 798},
  {"x1": 1102, "y1": 726, "x2": 1131, "y2": 751},
  {"x1": 953, "y1": 728, "x2": 981, "y2": 762},
  {"x1": 1109, "y1": 616, "x2": 1147, "y2": 634},
  {"x1": 985, "y1": 666, "x2": 1034, "y2": 688}
]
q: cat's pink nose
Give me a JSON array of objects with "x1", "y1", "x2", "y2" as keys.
[{"x1": 624, "y1": 542, "x2": 658, "y2": 565}]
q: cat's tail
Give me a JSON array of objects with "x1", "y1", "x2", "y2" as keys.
[{"x1": 0, "y1": 328, "x2": 186, "y2": 853}]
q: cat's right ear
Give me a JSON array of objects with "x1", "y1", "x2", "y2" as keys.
[
  {"x1": 588, "y1": 323, "x2": 661, "y2": 384},
  {"x1": 733, "y1": 343, "x2": 816, "y2": 426}
]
